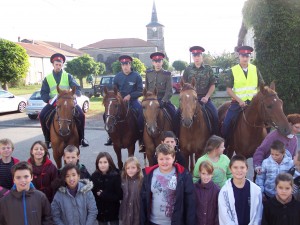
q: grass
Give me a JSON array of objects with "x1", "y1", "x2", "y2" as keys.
[{"x1": 9, "y1": 84, "x2": 41, "y2": 95}]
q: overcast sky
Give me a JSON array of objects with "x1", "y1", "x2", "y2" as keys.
[{"x1": 1, "y1": 0, "x2": 247, "y2": 62}]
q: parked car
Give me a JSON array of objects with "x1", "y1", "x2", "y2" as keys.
[
  {"x1": 26, "y1": 90, "x2": 90, "y2": 120},
  {"x1": 93, "y1": 75, "x2": 115, "y2": 97},
  {"x1": 172, "y1": 75, "x2": 182, "y2": 94},
  {"x1": 0, "y1": 90, "x2": 27, "y2": 113}
]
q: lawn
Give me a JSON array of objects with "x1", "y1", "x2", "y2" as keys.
[{"x1": 9, "y1": 84, "x2": 41, "y2": 95}]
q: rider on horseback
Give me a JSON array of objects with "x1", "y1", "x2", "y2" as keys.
[
  {"x1": 182, "y1": 46, "x2": 219, "y2": 135},
  {"x1": 222, "y1": 46, "x2": 264, "y2": 141},
  {"x1": 39, "y1": 53, "x2": 89, "y2": 149},
  {"x1": 145, "y1": 52, "x2": 176, "y2": 124},
  {"x1": 104, "y1": 55, "x2": 144, "y2": 150}
]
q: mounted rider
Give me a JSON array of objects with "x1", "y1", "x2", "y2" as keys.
[
  {"x1": 104, "y1": 55, "x2": 144, "y2": 150},
  {"x1": 182, "y1": 46, "x2": 219, "y2": 135},
  {"x1": 145, "y1": 52, "x2": 176, "y2": 123},
  {"x1": 39, "y1": 53, "x2": 89, "y2": 149},
  {"x1": 222, "y1": 46, "x2": 264, "y2": 141}
]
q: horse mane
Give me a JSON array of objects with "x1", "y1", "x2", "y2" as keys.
[
  {"x1": 181, "y1": 82, "x2": 196, "y2": 91},
  {"x1": 143, "y1": 91, "x2": 157, "y2": 100},
  {"x1": 250, "y1": 85, "x2": 277, "y2": 106}
]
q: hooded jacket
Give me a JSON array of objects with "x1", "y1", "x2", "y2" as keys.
[
  {"x1": 140, "y1": 163, "x2": 195, "y2": 225},
  {"x1": 0, "y1": 183, "x2": 53, "y2": 225},
  {"x1": 51, "y1": 179, "x2": 97, "y2": 225}
]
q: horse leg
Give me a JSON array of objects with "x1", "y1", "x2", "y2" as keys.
[
  {"x1": 181, "y1": 151, "x2": 190, "y2": 171},
  {"x1": 190, "y1": 154, "x2": 195, "y2": 173},
  {"x1": 52, "y1": 143, "x2": 62, "y2": 169},
  {"x1": 113, "y1": 146, "x2": 123, "y2": 169},
  {"x1": 226, "y1": 146, "x2": 235, "y2": 159}
]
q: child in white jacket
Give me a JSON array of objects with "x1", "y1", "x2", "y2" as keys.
[{"x1": 218, "y1": 155, "x2": 263, "y2": 225}]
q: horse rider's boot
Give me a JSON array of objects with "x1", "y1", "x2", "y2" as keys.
[
  {"x1": 80, "y1": 130, "x2": 89, "y2": 147},
  {"x1": 104, "y1": 136, "x2": 113, "y2": 146},
  {"x1": 138, "y1": 138, "x2": 145, "y2": 153},
  {"x1": 43, "y1": 128, "x2": 51, "y2": 149}
]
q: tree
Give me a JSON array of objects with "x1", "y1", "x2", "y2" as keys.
[
  {"x1": 65, "y1": 54, "x2": 105, "y2": 88},
  {"x1": 162, "y1": 59, "x2": 169, "y2": 70},
  {"x1": 243, "y1": 0, "x2": 300, "y2": 113},
  {"x1": 203, "y1": 52, "x2": 214, "y2": 65},
  {"x1": 213, "y1": 52, "x2": 237, "y2": 71},
  {"x1": 111, "y1": 57, "x2": 146, "y2": 77},
  {"x1": 172, "y1": 60, "x2": 188, "y2": 75},
  {"x1": 0, "y1": 39, "x2": 29, "y2": 90}
]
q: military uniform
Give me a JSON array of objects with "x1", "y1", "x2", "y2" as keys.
[{"x1": 181, "y1": 46, "x2": 219, "y2": 135}]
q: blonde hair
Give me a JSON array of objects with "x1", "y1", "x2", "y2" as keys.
[
  {"x1": 199, "y1": 160, "x2": 214, "y2": 175},
  {"x1": 0, "y1": 138, "x2": 14, "y2": 150},
  {"x1": 122, "y1": 157, "x2": 143, "y2": 187},
  {"x1": 156, "y1": 143, "x2": 175, "y2": 157}
]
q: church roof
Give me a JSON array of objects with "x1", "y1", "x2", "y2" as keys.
[
  {"x1": 81, "y1": 38, "x2": 156, "y2": 49},
  {"x1": 146, "y1": 1, "x2": 164, "y2": 27}
]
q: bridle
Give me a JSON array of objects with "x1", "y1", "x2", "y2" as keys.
[{"x1": 179, "y1": 89, "x2": 200, "y2": 128}]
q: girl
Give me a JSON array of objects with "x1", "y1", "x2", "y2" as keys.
[
  {"x1": 218, "y1": 155, "x2": 263, "y2": 225},
  {"x1": 51, "y1": 164, "x2": 97, "y2": 225},
  {"x1": 28, "y1": 140, "x2": 58, "y2": 202},
  {"x1": 262, "y1": 173, "x2": 300, "y2": 225},
  {"x1": 193, "y1": 135, "x2": 232, "y2": 188},
  {"x1": 195, "y1": 160, "x2": 220, "y2": 225},
  {"x1": 91, "y1": 152, "x2": 122, "y2": 225},
  {"x1": 119, "y1": 157, "x2": 143, "y2": 225}
]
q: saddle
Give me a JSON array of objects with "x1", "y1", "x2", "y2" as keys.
[
  {"x1": 199, "y1": 103, "x2": 213, "y2": 134},
  {"x1": 161, "y1": 107, "x2": 172, "y2": 126}
]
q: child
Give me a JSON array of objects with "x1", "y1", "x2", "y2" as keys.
[
  {"x1": 119, "y1": 157, "x2": 143, "y2": 225},
  {"x1": 62, "y1": 145, "x2": 90, "y2": 179},
  {"x1": 140, "y1": 143, "x2": 195, "y2": 225},
  {"x1": 218, "y1": 155, "x2": 263, "y2": 225},
  {"x1": 91, "y1": 152, "x2": 122, "y2": 225},
  {"x1": 0, "y1": 161, "x2": 52, "y2": 225},
  {"x1": 28, "y1": 140, "x2": 58, "y2": 202},
  {"x1": 195, "y1": 160, "x2": 220, "y2": 225},
  {"x1": 262, "y1": 173, "x2": 300, "y2": 225},
  {"x1": 0, "y1": 138, "x2": 19, "y2": 198},
  {"x1": 256, "y1": 140, "x2": 293, "y2": 198},
  {"x1": 51, "y1": 164, "x2": 97, "y2": 225},
  {"x1": 288, "y1": 150, "x2": 300, "y2": 201},
  {"x1": 193, "y1": 135, "x2": 232, "y2": 188},
  {"x1": 153, "y1": 131, "x2": 186, "y2": 167}
]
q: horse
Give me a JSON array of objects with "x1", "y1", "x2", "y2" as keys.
[
  {"x1": 179, "y1": 78, "x2": 211, "y2": 171},
  {"x1": 50, "y1": 86, "x2": 79, "y2": 169},
  {"x1": 142, "y1": 88, "x2": 173, "y2": 166},
  {"x1": 218, "y1": 82, "x2": 291, "y2": 159},
  {"x1": 103, "y1": 86, "x2": 139, "y2": 169}
]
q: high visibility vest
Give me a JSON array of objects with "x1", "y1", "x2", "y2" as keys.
[
  {"x1": 232, "y1": 63, "x2": 258, "y2": 101},
  {"x1": 46, "y1": 71, "x2": 70, "y2": 98}
]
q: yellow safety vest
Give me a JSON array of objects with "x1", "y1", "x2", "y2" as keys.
[
  {"x1": 232, "y1": 63, "x2": 258, "y2": 101},
  {"x1": 46, "y1": 71, "x2": 70, "y2": 98}
]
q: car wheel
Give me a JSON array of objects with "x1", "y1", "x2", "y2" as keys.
[
  {"x1": 28, "y1": 114, "x2": 38, "y2": 120},
  {"x1": 18, "y1": 101, "x2": 26, "y2": 113},
  {"x1": 172, "y1": 87, "x2": 176, "y2": 94},
  {"x1": 82, "y1": 101, "x2": 89, "y2": 113}
]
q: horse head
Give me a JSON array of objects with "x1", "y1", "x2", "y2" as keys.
[
  {"x1": 142, "y1": 87, "x2": 161, "y2": 137},
  {"x1": 179, "y1": 77, "x2": 198, "y2": 128},
  {"x1": 55, "y1": 86, "x2": 76, "y2": 136},
  {"x1": 251, "y1": 81, "x2": 291, "y2": 135},
  {"x1": 103, "y1": 86, "x2": 124, "y2": 133}
]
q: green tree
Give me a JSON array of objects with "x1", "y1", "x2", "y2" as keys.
[
  {"x1": 162, "y1": 59, "x2": 169, "y2": 70},
  {"x1": 0, "y1": 39, "x2": 29, "y2": 90},
  {"x1": 213, "y1": 52, "x2": 237, "y2": 71},
  {"x1": 172, "y1": 60, "x2": 188, "y2": 75},
  {"x1": 65, "y1": 54, "x2": 105, "y2": 88},
  {"x1": 243, "y1": 0, "x2": 300, "y2": 113},
  {"x1": 111, "y1": 57, "x2": 146, "y2": 77},
  {"x1": 203, "y1": 52, "x2": 214, "y2": 65}
]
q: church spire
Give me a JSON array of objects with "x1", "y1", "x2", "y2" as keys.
[{"x1": 151, "y1": 1, "x2": 158, "y2": 23}]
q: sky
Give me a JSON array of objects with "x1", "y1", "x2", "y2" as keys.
[{"x1": 1, "y1": 0, "x2": 247, "y2": 63}]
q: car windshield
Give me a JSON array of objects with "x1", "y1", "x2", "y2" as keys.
[
  {"x1": 101, "y1": 77, "x2": 112, "y2": 85},
  {"x1": 0, "y1": 90, "x2": 13, "y2": 98},
  {"x1": 30, "y1": 91, "x2": 42, "y2": 100}
]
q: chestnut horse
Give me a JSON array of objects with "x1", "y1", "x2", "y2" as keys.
[
  {"x1": 142, "y1": 88, "x2": 173, "y2": 166},
  {"x1": 218, "y1": 82, "x2": 291, "y2": 159},
  {"x1": 50, "y1": 86, "x2": 79, "y2": 168},
  {"x1": 179, "y1": 78, "x2": 211, "y2": 171},
  {"x1": 103, "y1": 86, "x2": 139, "y2": 169}
]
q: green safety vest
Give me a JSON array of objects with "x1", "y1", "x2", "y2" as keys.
[
  {"x1": 232, "y1": 63, "x2": 258, "y2": 101},
  {"x1": 46, "y1": 71, "x2": 70, "y2": 98}
]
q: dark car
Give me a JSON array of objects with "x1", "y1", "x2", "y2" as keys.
[
  {"x1": 93, "y1": 75, "x2": 115, "y2": 97},
  {"x1": 172, "y1": 75, "x2": 182, "y2": 94}
]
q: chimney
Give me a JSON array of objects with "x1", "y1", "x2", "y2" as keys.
[{"x1": 18, "y1": 36, "x2": 20, "y2": 42}]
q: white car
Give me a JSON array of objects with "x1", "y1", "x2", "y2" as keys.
[
  {"x1": 26, "y1": 90, "x2": 90, "y2": 120},
  {"x1": 0, "y1": 90, "x2": 27, "y2": 113}
]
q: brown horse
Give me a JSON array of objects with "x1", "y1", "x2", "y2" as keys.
[
  {"x1": 142, "y1": 88, "x2": 173, "y2": 166},
  {"x1": 103, "y1": 86, "x2": 139, "y2": 169},
  {"x1": 179, "y1": 78, "x2": 211, "y2": 171},
  {"x1": 50, "y1": 86, "x2": 79, "y2": 168},
  {"x1": 218, "y1": 82, "x2": 291, "y2": 159}
]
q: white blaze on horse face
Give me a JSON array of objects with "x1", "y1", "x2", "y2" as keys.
[
  {"x1": 149, "y1": 101, "x2": 153, "y2": 107},
  {"x1": 274, "y1": 98, "x2": 277, "y2": 101},
  {"x1": 186, "y1": 94, "x2": 190, "y2": 98},
  {"x1": 64, "y1": 100, "x2": 67, "y2": 106}
]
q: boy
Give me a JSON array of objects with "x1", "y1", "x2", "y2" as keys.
[
  {"x1": 140, "y1": 143, "x2": 195, "y2": 225},
  {"x1": 61, "y1": 145, "x2": 90, "y2": 179},
  {"x1": 288, "y1": 150, "x2": 300, "y2": 201},
  {"x1": 153, "y1": 131, "x2": 186, "y2": 167},
  {"x1": 218, "y1": 155, "x2": 263, "y2": 225},
  {"x1": 256, "y1": 140, "x2": 293, "y2": 198},
  {"x1": 0, "y1": 161, "x2": 52, "y2": 225},
  {"x1": 0, "y1": 138, "x2": 19, "y2": 198}
]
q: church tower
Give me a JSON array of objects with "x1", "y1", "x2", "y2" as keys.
[{"x1": 146, "y1": 1, "x2": 165, "y2": 53}]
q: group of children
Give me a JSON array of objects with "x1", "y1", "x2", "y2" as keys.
[{"x1": 0, "y1": 130, "x2": 300, "y2": 225}]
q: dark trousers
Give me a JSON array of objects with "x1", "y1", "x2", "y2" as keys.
[
  {"x1": 199, "y1": 98, "x2": 219, "y2": 135},
  {"x1": 221, "y1": 101, "x2": 241, "y2": 139},
  {"x1": 158, "y1": 99, "x2": 177, "y2": 120}
]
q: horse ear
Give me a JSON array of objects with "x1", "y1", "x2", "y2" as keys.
[
  {"x1": 259, "y1": 82, "x2": 265, "y2": 94},
  {"x1": 71, "y1": 86, "x2": 76, "y2": 95},
  {"x1": 191, "y1": 77, "x2": 196, "y2": 88},
  {"x1": 154, "y1": 87, "x2": 158, "y2": 96},
  {"x1": 113, "y1": 85, "x2": 118, "y2": 95},
  {"x1": 270, "y1": 81, "x2": 276, "y2": 91},
  {"x1": 143, "y1": 87, "x2": 147, "y2": 97},
  {"x1": 104, "y1": 86, "x2": 108, "y2": 95},
  {"x1": 180, "y1": 78, "x2": 185, "y2": 88},
  {"x1": 57, "y1": 85, "x2": 61, "y2": 94}
]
